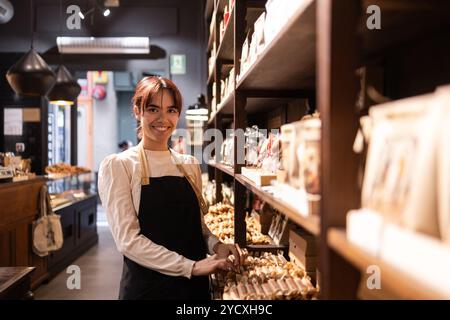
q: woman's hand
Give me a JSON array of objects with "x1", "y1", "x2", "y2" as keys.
[
  {"x1": 191, "y1": 254, "x2": 234, "y2": 276},
  {"x1": 213, "y1": 242, "x2": 246, "y2": 272}
]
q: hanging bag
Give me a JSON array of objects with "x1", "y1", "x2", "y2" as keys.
[{"x1": 32, "y1": 185, "x2": 64, "y2": 257}]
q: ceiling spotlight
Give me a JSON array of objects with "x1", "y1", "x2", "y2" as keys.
[
  {"x1": 78, "y1": 7, "x2": 95, "y2": 20},
  {"x1": 186, "y1": 115, "x2": 209, "y2": 121},
  {"x1": 186, "y1": 94, "x2": 209, "y2": 120},
  {"x1": 103, "y1": 9, "x2": 110, "y2": 17}
]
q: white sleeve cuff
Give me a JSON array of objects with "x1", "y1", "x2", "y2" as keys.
[{"x1": 184, "y1": 259, "x2": 196, "y2": 279}]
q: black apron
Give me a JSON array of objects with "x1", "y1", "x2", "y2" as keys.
[{"x1": 118, "y1": 175, "x2": 210, "y2": 300}]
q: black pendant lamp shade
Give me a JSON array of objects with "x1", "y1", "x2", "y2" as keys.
[
  {"x1": 6, "y1": 48, "x2": 56, "y2": 96},
  {"x1": 47, "y1": 65, "x2": 81, "y2": 105}
]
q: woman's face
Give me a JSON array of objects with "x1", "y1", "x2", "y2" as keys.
[{"x1": 135, "y1": 89, "x2": 180, "y2": 145}]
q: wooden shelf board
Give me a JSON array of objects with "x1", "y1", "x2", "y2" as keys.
[
  {"x1": 209, "y1": 92, "x2": 304, "y2": 121},
  {"x1": 247, "y1": 244, "x2": 288, "y2": 251},
  {"x1": 207, "y1": 113, "x2": 216, "y2": 125},
  {"x1": 328, "y1": 228, "x2": 447, "y2": 300},
  {"x1": 207, "y1": 26, "x2": 215, "y2": 51},
  {"x1": 246, "y1": 97, "x2": 294, "y2": 114},
  {"x1": 221, "y1": 63, "x2": 234, "y2": 75},
  {"x1": 207, "y1": 161, "x2": 234, "y2": 177},
  {"x1": 217, "y1": 0, "x2": 229, "y2": 14},
  {"x1": 204, "y1": 0, "x2": 215, "y2": 20},
  {"x1": 207, "y1": 91, "x2": 235, "y2": 125},
  {"x1": 207, "y1": 68, "x2": 214, "y2": 85},
  {"x1": 235, "y1": 173, "x2": 320, "y2": 236},
  {"x1": 217, "y1": 91, "x2": 235, "y2": 114},
  {"x1": 237, "y1": 0, "x2": 316, "y2": 91},
  {"x1": 216, "y1": 7, "x2": 235, "y2": 61}
]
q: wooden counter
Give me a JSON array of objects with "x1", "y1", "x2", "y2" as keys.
[
  {"x1": 0, "y1": 178, "x2": 99, "y2": 293},
  {"x1": 0, "y1": 178, "x2": 48, "y2": 290},
  {"x1": 0, "y1": 267, "x2": 35, "y2": 300}
]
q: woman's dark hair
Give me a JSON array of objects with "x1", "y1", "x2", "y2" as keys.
[{"x1": 132, "y1": 76, "x2": 183, "y2": 138}]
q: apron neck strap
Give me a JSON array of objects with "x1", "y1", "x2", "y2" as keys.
[
  {"x1": 138, "y1": 141, "x2": 185, "y2": 184},
  {"x1": 138, "y1": 141, "x2": 150, "y2": 185},
  {"x1": 138, "y1": 141, "x2": 208, "y2": 215}
]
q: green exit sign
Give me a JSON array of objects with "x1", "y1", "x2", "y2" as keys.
[{"x1": 170, "y1": 54, "x2": 186, "y2": 75}]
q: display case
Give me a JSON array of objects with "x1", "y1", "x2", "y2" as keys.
[{"x1": 46, "y1": 172, "x2": 97, "y2": 210}]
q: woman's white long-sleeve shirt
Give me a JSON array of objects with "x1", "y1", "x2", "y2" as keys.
[{"x1": 97, "y1": 146, "x2": 220, "y2": 279}]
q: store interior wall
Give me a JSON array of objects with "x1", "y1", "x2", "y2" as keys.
[
  {"x1": 117, "y1": 91, "x2": 137, "y2": 147},
  {"x1": 0, "y1": 0, "x2": 207, "y2": 169},
  {"x1": 93, "y1": 72, "x2": 118, "y2": 171}
]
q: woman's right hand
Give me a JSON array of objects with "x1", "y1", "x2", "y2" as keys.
[{"x1": 191, "y1": 254, "x2": 234, "y2": 276}]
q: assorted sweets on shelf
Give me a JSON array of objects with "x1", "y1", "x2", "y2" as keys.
[
  {"x1": 210, "y1": 82, "x2": 218, "y2": 117},
  {"x1": 218, "y1": 0, "x2": 234, "y2": 44},
  {"x1": 216, "y1": 250, "x2": 318, "y2": 300},
  {"x1": 0, "y1": 152, "x2": 36, "y2": 182},
  {"x1": 45, "y1": 162, "x2": 91, "y2": 179},
  {"x1": 242, "y1": 126, "x2": 281, "y2": 186},
  {"x1": 204, "y1": 197, "x2": 292, "y2": 246},
  {"x1": 205, "y1": 203, "x2": 272, "y2": 245},
  {"x1": 236, "y1": 116, "x2": 321, "y2": 217},
  {"x1": 237, "y1": 0, "x2": 312, "y2": 82},
  {"x1": 208, "y1": 54, "x2": 215, "y2": 80},
  {"x1": 219, "y1": 68, "x2": 235, "y2": 103},
  {"x1": 208, "y1": 60, "x2": 234, "y2": 120},
  {"x1": 203, "y1": 180, "x2": 234, "y2": 207},
  {"x1": 219, "y1": 131, "x2": 235, "y2": 167},
  {"x1": 346, "y1": 86, "x2": 450, "y2": 297},
  {"x1": 276, "y1": 114, "x2": 321, "y2": 216}
]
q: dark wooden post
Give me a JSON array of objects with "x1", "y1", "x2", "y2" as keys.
[{"x1": 317, "y1": 0, "x2": 362, "y2": 299}]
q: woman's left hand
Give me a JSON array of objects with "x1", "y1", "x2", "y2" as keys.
[{"x1": 213, "y1": 243, "x2": 246, "y2": 272}]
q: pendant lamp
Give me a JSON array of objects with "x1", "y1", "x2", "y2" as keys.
[
  {"x1": 46, "y1": 0, "x2": 81, "y2": 106},
  {"x1": 5, "y1": 0, "x2": 55, "y2": 96},
  {"x1": 47, "y1": 65, "x2": 81, "y2": 106},
  {"x1": 6, "y1": 48, "x2": 55, "y2": 96}
]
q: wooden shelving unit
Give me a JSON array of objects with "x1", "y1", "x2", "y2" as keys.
[
  {"x1": 207, "y1": 160, "x2": 234, "y2": 177},
  {"x1": 328, "y1": 228, "x2": 446, "y2": 300},
  {"x1": 204, "y1": 0, "x2": 450, "y2": 299},
  {"x1": 216, "y1": 7, "x2": 234, "y2": 61},
  {"x1": 237, "y1": 0, "x2": 316, "y2": 91},
  {"x1": 235, "y1": 174, "x2": 320, "y2": 236}
]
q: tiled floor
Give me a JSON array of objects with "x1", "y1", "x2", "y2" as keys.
[{"x1": 34, "y1": 206, "x2": 122, "y2": 300}]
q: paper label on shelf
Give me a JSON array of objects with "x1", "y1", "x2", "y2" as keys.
[{"x1": 4, "y1": 108, "x2": 23, "y2": 136}]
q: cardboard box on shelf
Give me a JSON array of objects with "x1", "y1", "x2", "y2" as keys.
[
  {"x1": 289, "y1": 227, "x2": 318, "y2": 273},
  {"x1": 241, "y1": 167, "x2": 276, "y2": 186},
  {"x1": 289, "y1": 228, "x2": 317, "y2": 255}
]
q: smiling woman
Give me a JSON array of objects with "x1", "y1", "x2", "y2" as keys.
[
  {"x1": 97, "y1": 76, "x2": 245, "y2": 300},
  {"x1": 132, "y1": 76, "x2": 182, "y2": 151}
]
